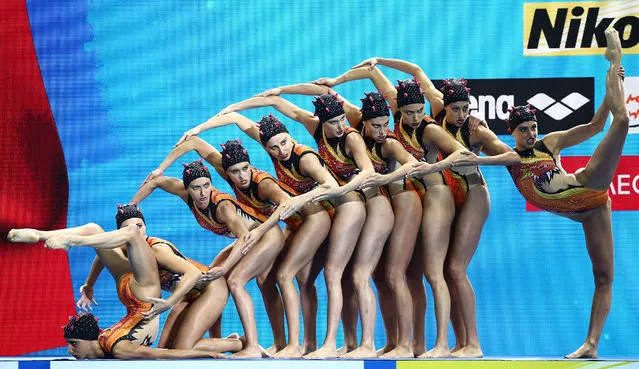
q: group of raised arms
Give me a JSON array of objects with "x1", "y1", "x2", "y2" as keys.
[{"x1": 7, "y1": 28, "x2": 629, "y2": 360}]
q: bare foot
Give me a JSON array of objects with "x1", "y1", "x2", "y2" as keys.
[
  {"x1": 605, "y1": 28, "x2": 622, "y2": 65},
  {"x1": 226, "y1": 333, "x2": 241, "y2": 340},
  {"x1": 336, "y1": 344, "x2": 356, "y2": 356},
  {"x1": 342, "y1": 346, "x2": 377, "y2": 358},
  {"x1": 260, "y1": 345, "x2": 272, "y2": 358},
  {"x1": 303, "y1": 345, "x2": 338, "y2": 359},
  {"x1": 376, "y1": 345, "x2": 395, "y2": 357},
  {"x1": 236, "y1": 334, "x2": 269, "y2": 357},
  {"x1": 7, "y1": 229, "x2": 40, "y2": 243},
  {"x1": 231, "y1": 346, "x2": 262, "y2": 358},
  {"x1": 450, "y1": 344, "x2": 463, "y2": 354},
  {"x1": 565, "y1": 342, "x2": 597, "y2": 359},
  {"x1": 265, "y1": 344, "x2": 278, "y2": 356},
  {"x1": 274, "y1": 345, "x2": 302, "y2": 358},
  {"x1": 412, "y1": 342, "x2": 426, "y2": 357},
  {"x1": 44, "y1": 236, "x2": 73, "y2": 251},
  {"x1": 302, "y1": 342, "x2": 317, "y2": 356},
  {"x1": 451, "y1": 346, "x2": 483, "y2": 358},
  {"x1": 419, "y1": 346, "x2": 451, "y2": 358},
  {"x1": 380, "y1": 346, "x2": 413, "y2": 358}
]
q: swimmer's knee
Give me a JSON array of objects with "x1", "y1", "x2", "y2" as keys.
[
  {"x1": 85, "y1": 222, "x2": 104, "y2": 234},
  {"x1": 612, "y1": 113, "x2": 630, "y2": 128},
  {"x1": 593, "y1": 267, "x2": 614, "y2": 287},
  {"x1": 226, "y1": 275, "x2": 247, "y2": 294},
  {"x1": 121, "y1": 224, "x2": 140, "y2": 241}
]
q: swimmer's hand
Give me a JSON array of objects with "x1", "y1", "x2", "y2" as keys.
[
  {"x1": 451, "y1": 151, "x2": 480, "y2": 168},
  {"x1": 311, "y1": 184, "x2": 341, "y2": 203},
  {"x1": 468, "y1": 118, "x2": 488, "y2": 135},
  {"x1": 312, "y1": 77, "x2": 338, "y2": 88},
  {"x1": 254, "y1": 88, "x2": 282, "y2": 98},
  {"x1": 143, "y1": 297, "x2": 173, "y2": 318},
  {"x1": 201, "y1": 267, "x2": 226, "y2": 283},
  {"x1": 77, "y1": 284, "x2": 98, "y2": 311},
  {"x1": 198, "y1": 273, "x2": 211, "y2": 284},
  {"x1": 359, "y1": 172, "x2": 386, "y2": 189},
  {"x1": 241, "y1": 229, "x2": 262, "y2": 254},
  {"x1": 406, "y1": 162, "x2": 434, "y2": 178},
  {"x1": 352, "y1": 57, "x2": 379, "y2": 71},
  {"x1": 216, "y1": 106, "x2": 235, "y2": 116},
  {"x1": 175, "y1": 127, "x2": 201, "y2": 148},
  {"x1": 279, "y1": 197, "x2": 306, "y2": 220},
  {"x1": 141, "y1": 169, "x2": 163, "y2": 188}
]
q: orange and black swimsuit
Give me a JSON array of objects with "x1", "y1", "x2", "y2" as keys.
[
  {"x1": 507, "y1": 140, "x2": 608, "y2": 214},
  {"x1": 272, "y1": 143, "x2": 323, "y2": 195},
  {"x1": 271, "y1": 143, "x2": 336, "y2": 217},
  {"x1": 313, "y1": 125, "x2": 361, "y2": 186},
  {"x1": 188, "y1": 188, "x2": 266, "y2": 238},
  {"x1": 98, "y1": 272, "x2": 159, "y2": 357},
  {"x1": 393, "y1": 111, "x2": 432, "y2": 162},
  {"x1": 355, "y1": 121, "x2": 395, "y2": 175},
  {"x1": 228, "y1": 168, "x2": 304, "y2": 230},
  {"x1": 435, "y1": 112, "x2": 487, "y2": 208},
  {"x1": 392, "y1": 111, "x2": 442, "y2": 196},
  {"x1": 356, "y1": 121, "x2": 396, "y2": 198},
  {"x1": 147, "y1": 236, "x2": 208, "y2": 303}
]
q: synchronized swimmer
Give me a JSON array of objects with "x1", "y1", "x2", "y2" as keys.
[{"x1": 7, "y1": 28, "x2": 628, "y2": 360}]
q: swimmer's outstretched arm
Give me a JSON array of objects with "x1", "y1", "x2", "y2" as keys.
[
  {"x1": 257, "y1": 82, "x2": 365, "y2": 127},
  {"x1": 144, "y1": 137, "x2": 225, "y2": 185},
  {"x1": 112, "y1": 340, "x2": 226, "y2": 359},
  {"x1": 361, "y1": 140, "x2": 457, "y2": 189},
  {"x1": 143, "y1": 243, "x2": 202, "y2": 317},
  {"x1": 176, "y1": 112, "x2": 261, "y2": 147},
  {"x1": 469, "y1": 125, "x2": 521, "y2": 166},
  {"x1": 223, "y1": 95, "x2": 318, "y2": 133},
  {"x1": 353, "y1": 57, "x2": 443, "y2": 115},
  {"x1": 314, "y1": 66, "x2": 398, "y2": 113},
  {"x1": 131, "y1": 176, "x2": 188, "y2": 205},
  {"x1": 543, "y1": 90, "x2": 612, "y2": 154},
  {"x1": 77, "y1": 256, "x2": 105, "y2": 311},
  {"x1": 204, "y1": 201, "x2": 255, "y2": 278}
]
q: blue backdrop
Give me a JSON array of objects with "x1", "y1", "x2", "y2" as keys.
[{"x1": 24, "y1": 0, "x2": 639, "y2": 357}]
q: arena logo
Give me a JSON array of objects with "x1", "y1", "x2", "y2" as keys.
[
  {"x1": 524, "y1": 1, "x2": 639, "y2": 56},
  {"x1": 623, "y1": 76, "x2": 639, "y2": 133},
  {"x1": 526, "y1": 156, "x2": 639, "y2": 211},
  {"x1": 527, "y1": 92, "x2": 589, "y2": 120},
  {"x1": 434, "y1": 78, "x2": 594, "y2": 135}
]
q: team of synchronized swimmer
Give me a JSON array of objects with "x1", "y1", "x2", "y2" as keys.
[{"x1": 8, "y1": 28, "x2": 629, "y2": 360}]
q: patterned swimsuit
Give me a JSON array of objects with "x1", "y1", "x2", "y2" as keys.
[
  {"x1": 507, "y1": 140, "x2": 609, "y2": 213},
  {"x1": 229, "y1": 168, "x2": 303, "y2": 230},
  {"x1": 435, "y1": 112, "x2": 487, "y2": 208},
  {"x1": 188, "y1": 188, "x2": 266, "y2": 238}
]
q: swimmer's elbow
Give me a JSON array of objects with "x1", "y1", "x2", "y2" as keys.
[{"x1": 505, "y1": 152, "x2": 521, "y2": 165}]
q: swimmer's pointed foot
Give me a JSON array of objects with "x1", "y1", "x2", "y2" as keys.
[
  {"x1": 44, "y1": 236, "x2": 73, "y2": 251},
  {"x1": 7, "y1": 228, "x2": 40, "y2": 243},
  {"x1": 604, "y1": 28, "x2": 622, "y2": 65}
]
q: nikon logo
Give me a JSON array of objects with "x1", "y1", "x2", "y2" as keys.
[{"x1": 524, "y1": 1, "x2": 639, "y2": 56}]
